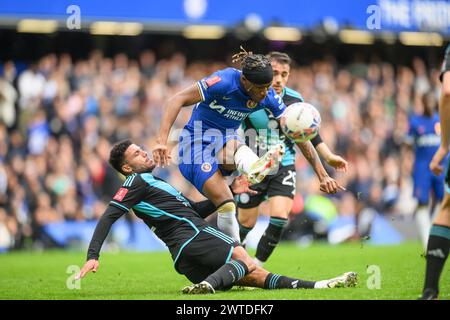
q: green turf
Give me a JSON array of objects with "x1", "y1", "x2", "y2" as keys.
[{"x1": 0, "y1": 242, "x2": 448, "y2": 300}]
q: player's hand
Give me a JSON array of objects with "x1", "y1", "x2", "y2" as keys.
[
  {"x1": 429, "y1": 145, "x2": 449, "y2": 176},
  {"x1": 75, "y1": 259, "x2": 99, "y2": 280},
  {"x1": 326, "y1": 154, "x2": 348, "y2": 172},
  {"x1": 319, "y1": 176, "x2": 346, "y2": 194},
  {"x1": 231, "y1": 175, "x2": 258, "y2": 195},
  {"x1": 152, "y1": 140, "x2": 171, "y2": 168}
]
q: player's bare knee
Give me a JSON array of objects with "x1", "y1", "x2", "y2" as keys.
[
  {"x1": 441, "y1": 194, "x2": 450, "y2": 209},
  {"x1": 238, "y1": 214, "x2": 257, "y2": 228},
  {"x1": 238, "y1": 207, "x2": 259, "y2": 227},
  {"x1": 442, "y1": 83, "x2": 450, "y2": 98}
]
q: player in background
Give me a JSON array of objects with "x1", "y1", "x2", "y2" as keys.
[
  {"x1": 237, "y1": 52, "x2": 348, "y2": 267},
  {"x1": 419, "y1": 45, "x2": 450, "y2": 300},
  {"x1": 406, "y1": 91, "x2": 445, "y2": 248},
  {"x1": 153, "y1": 48, "x2": 343, "y2": 242},
  {"x1": 76, "y1": 140, "x2": 358, "y2": 294}
]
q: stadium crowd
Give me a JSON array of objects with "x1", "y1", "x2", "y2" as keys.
[{"x1": 0, "y1": 49, "x2": 441, "y2": 250}]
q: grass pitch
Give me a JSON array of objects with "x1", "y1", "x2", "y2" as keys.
[{"x1": 0, "y1": 242, "x2": 448, "y2": 300}]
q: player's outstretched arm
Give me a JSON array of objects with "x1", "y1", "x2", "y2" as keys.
[
  {"x1": 154, "y1": 83, "x2": 203, "y2": 167},
  {"x1": 310, "y1": 133, "x2": 348, "y2": 172},
  {"x1": 315, "y1": 142, "x2": 348, "y2": 172},
  {"x1": 75, "y1": 206, "x2": 126, "y2": 280},
  {"x1": 296, "y1": 140, "x2": 346, "y2": 194}
]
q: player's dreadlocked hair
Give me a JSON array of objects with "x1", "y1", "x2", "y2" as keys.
[
  {"x1": 109, "y1": 139, "x2": 133, "y2": 175},
  {"x1": 232, "y1": 46, "x2": 271, "y2": 71},
  {"x1": 232, "y1": 46, "x2": 273, "y2": 85}
]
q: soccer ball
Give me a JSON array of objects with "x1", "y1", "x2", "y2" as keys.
[{"x1": 280, "y1": 102, "x2": 321, "y2": 143}]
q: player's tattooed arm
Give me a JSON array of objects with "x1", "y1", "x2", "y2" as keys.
[{"x1": 296, "y1": 140, "x2": 345, "y2": 194}]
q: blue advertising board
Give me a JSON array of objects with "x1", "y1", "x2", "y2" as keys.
[{"x1": 0, "y1": 1, "x2": 449, "y2": 33}]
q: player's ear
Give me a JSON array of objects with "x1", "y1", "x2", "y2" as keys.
[{"x1": 122, "y1": 163, "x2": 132, "y2": 175}]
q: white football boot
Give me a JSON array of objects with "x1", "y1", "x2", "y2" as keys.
[
  {"x1": 182, "y1": 281, "x2": 215, "y2": 294},
  {"x1": 325, "y1": 272, "x2": 358, "y2": 288},
  {"x1": 247, "y1": 144, "x2": 285, "y2": 185}
]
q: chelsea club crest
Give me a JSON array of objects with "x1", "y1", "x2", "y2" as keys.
[{"x1": 247, "y1": 100, "x2": 257, "y2": 109}]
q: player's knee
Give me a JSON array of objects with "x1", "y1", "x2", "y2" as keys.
[
  {"x1": 442, "y1": 82, "x2": 450, "y2": 98},
  {"x1": 217, "y1": 200, "x2": 236, "y2": 215},
  {"x1": 238, "y1": 213, "x2": 257, "y2": 228},
  {"x1": 441, "y1": 194, "x2": 450, "y2": 209}
]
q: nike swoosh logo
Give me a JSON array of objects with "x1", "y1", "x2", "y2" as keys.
[{"x1": 223, "y1": 96, "x2": 231, "y2": 100}]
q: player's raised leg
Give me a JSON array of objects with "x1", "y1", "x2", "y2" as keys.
[{"x1": 230, "y1": 142, "x2": 285, "y2": 185}]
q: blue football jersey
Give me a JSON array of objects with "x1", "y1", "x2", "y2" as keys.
[
  {"x1": 185, "y1": 68, "x2": 286, "y2": 134},
  {"x1": 408, "y1": 112, "x2": 441, "y2": 162}
]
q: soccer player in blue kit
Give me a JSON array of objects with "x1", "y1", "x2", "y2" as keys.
[
  {"x1": 407, "y1": 91, "x2": 447, "y2": 247},
  {"x1": 418, "y1": 44, "x2": 450, "y2": 300},
  {"x1": 153, "y1": 48, "x2": 343, "y2": 242}
]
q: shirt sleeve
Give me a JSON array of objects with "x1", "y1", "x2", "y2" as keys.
[
  {"x1": 109, "y1": 174, "x2": 146, "y2": 212},
  {"x1": 311, "y1": 132, "x2": 323, "y2": 147},
  {"x1": 187, "y1": 199, "x2": 217, "y2": 219},
  {"x1": 265, "y1": 88, "x2": 286, "y2": 119},
  {"x1": 196, "y1": 70, "x2": 229, "y2": 102},
  {"x1": 87, "y1": 174, "x2": 147, "y2": 260},
  {"x1": 87, "y1": 204, "x2": 126, "y2": 260}
]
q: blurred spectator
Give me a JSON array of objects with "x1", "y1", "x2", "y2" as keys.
[{"x1": 0, "y1": 76, "x2": 17, "y2": 128}]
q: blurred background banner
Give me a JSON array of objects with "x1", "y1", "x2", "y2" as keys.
[{"x1": 1, "y1": 0, "x2": 450, "y2": 33}]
